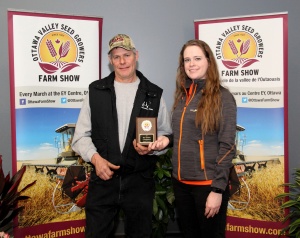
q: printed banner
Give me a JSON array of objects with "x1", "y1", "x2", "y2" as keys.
[
  {"x1": 194, "y1": 13, "x2": 288, "y2": 237},
  {"x1": 8, "y1": 10, "x2": 103, "y2": 237}
]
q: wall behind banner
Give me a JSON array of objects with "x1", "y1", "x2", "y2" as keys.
[{"x1": 0, "y1": 1, "x2": 299, "y2": 178}]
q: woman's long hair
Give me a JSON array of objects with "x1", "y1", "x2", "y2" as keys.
[{"x1": 173, "y1": 39, "x2": 222, "y2": 135}]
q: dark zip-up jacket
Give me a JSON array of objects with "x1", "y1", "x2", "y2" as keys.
[
  {"x1": 172, "y1": 79, "x2": 236, "y2": 191},
  {"x1": 89, "y1": 70, "x2": 163, "y2": 174}
]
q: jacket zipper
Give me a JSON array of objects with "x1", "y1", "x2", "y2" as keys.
[{"x1": 199, "y1": 139, "x2": 205, "y2": 170}]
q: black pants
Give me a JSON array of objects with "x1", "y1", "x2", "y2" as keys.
[
  {"x1": 173, "y1": 178, "x2": 229, "y2": 238},
  {"x1": 85, "y1": 170, "x2": 155, "y2": 238}
]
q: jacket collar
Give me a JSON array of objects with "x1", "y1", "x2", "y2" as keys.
[
  {"x1": 185, "y1": 78, "x2": 206, "y2": 92},
  {"x1": 94, "y1": 70, "x2": 158, "y2": 97}
]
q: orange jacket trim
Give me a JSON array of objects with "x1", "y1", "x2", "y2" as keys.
[
  {"x1": 180, "y1": 180, "x2": 213, "y2": 185},
  {"x1": 177, "y1": 83, "x2": 198, "y2": 180}
]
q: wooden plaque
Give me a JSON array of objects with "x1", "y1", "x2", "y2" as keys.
[{"x1": 136, "y1": 117, "x2": 157, "y2": 145}]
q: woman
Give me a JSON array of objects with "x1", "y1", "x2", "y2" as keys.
[{"x1": 150, "y1": 39, "x2": 236, "y2": 237}]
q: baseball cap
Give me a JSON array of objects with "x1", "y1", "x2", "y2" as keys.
[{"x1": 108, "y1": 34, "x2": 135, "y2": 54}]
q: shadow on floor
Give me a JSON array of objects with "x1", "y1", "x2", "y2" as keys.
[{"x1": 113, "y1": 218, "x2": 182, "y2": 237}]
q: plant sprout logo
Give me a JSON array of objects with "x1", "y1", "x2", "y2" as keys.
[
  {"x1": 38, "y1": 31, "x2": 79, "y2": 74},
  {"x1": 221, "y1": 31, "x2": 260, "y2": 69},
  {"x1": 141, "y1": 120, "x2": 152, "y2": 132}
]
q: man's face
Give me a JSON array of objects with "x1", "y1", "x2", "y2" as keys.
[{"x1": 109, "y1": 47, "x2": 139, "y2": 83}]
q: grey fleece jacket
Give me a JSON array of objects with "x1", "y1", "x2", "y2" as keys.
[{"x1": 171, "y1": 79, "x2": 237, "y2": 191}]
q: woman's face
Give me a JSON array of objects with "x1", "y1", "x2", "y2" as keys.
[{"x1": 183, "y1": 45, "x2": 209, "y2": 80}]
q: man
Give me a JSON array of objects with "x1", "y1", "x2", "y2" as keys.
[{"x1": 72, "y1": 34, "x2": 172, "y2": 237}]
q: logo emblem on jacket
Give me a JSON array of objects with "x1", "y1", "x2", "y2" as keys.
[{"x1": 141, "y1": 101, "x2": 153, "y2": 111}]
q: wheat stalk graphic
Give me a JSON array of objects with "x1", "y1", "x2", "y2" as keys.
[
  {"x1": 228, "y1": 39, "x2": 251, "y2": 58},
  {"x1": 223, "y1": 38, "x2": 258, "y2": 69},
  {"x1": 46, "y1": 39, "x2": 70, "y2": 62},
  {"x1": 40, "y1": 39, "x2": 78, "y2": 73},
  {"x1": 58, "y1": 41, "x2": 70, "y2": 60},
  {"x1": 240, "y1": 39, "x2": 250, "y2": 56},
  {"x1": 228, "y1": 40, "x2": 238, "y2": 56},
  {"x1": 46, "y1": 39, "x2": 57, "y2": 61}
]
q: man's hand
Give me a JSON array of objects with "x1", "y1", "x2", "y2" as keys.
[
  {"x1": 91, "y1": 153, "x2": 120, "y2": 180},
  {"x1": 133, "y1": 139, "x2": 151, "y2": 155}
]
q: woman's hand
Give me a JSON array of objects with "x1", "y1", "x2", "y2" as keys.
[
  {"x1": 133, "y1": 135, "x2": 170, "y2": 155},
  {"x1": 148, "y1": 135, "x2": 170, "y2": 151},
  {"x1": 205, "y1": 191, "x2": 222, "y2": 218}
]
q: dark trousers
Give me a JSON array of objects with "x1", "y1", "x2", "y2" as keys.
[
  {"x1": 85, "y1": 170, "x2": 155, "y2": 238},
  {"x1": 172, "y1": 178, "x2": 229, "y2": 238}
]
